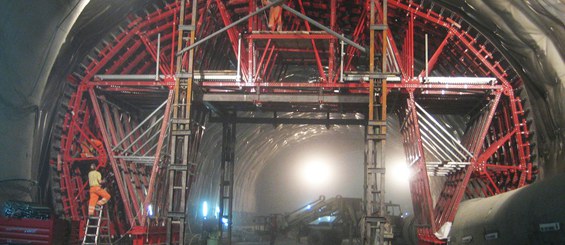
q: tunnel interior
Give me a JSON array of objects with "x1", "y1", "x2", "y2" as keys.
[{"x1": 0, "y1": 0, "x2": 564, "y2": 244}]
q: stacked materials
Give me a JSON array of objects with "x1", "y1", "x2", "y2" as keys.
[{"x1": 2, "y1": 200, "x2": 51, "y2": 220}]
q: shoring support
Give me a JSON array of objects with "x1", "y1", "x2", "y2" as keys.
[
  {"x1": 296, "y1": 0, "x2": 327, "y2": 82},
  {"x1": 441, "y1": 91, "x2": 502, "y2": 226},
  {"x1": 54, "y1": 1, "x2": 536, "y2": 244},
  {"x1": 88, "y1": 88, "x2": 136, "y2": 225},
  {"x1": 218, "y1": 115, "x2": 236, "y2": 244},
  {"x1": 363, "y1": 0, "x2": 388, "y2": 244},
  {"x1": 176, "y1": 0, "x2": 285, "y2": 56},
  {"x1": 166, "y1": 0, "x2": 197, "y2": 243},
  {"x1": 142, "y1": 89, "x2": 174, "y2": 225},
  {"x1": 328, "y1": 0, "x2": 336, "y2": 83},
  {"x1": 99, "y1": 101, "x2": 144, "y2": 221},
  {"x1": 280, "y1": 4, "x2": 366, "y2": 53},
  {"x1": 403, "y1": 91, "x2": 437, "y2": 242}
]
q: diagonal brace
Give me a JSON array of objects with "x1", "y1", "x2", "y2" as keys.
[
  {"x1": 176, "y1": 0, "x2": 285, "y2": 56},
  {"x1": 280, "y1": 4, "x2": 366, "y2": 53}
]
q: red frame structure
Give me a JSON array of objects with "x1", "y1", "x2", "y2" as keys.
[{"x1": 48, "y1": 0, "x2": 534, "y2": 244}]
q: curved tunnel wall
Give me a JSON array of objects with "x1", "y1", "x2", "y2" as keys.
[
  {"x1": 0, "y1": 0, "x2": 90, "y2": 202},
  {"x1": 189, "y1": 116, "x2": 367, "y2": 214},
  {"x1": 435, "y1": 0, "x2": 565, "y2": 178},
  {"x1": 0, "y1": 0, "x2": 563, "y2": 221}
]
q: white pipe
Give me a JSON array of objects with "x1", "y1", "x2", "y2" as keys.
[
  {"x1": 425, "y1": 33, "x2": 428, "y2": 80},
  {"x1": 340, "y1": 35, "x2": 344, "y2": 83},
  {"x1": 236, "y1": 33, "x2": 242, "y2": 82},
  {"x1": 156, "y1": 33, "x2": 161, "y2": 81}
]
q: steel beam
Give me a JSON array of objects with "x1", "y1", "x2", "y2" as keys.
[
  {"x1": 280, "y1": 4, "x2": 366, "y2": 52},
  {"x1": 247, "y1": 32, "x2": 336, "y2": 40},
  {"x1": 176, "y1": 0, "x2": 285, "y2": 56},
  {"x1": 218, "y1": 117, "x2": 236, "y2": 244},
  {"x1": 209, "y1": 116, "x2": 365, "y2": 125},
  {"x1": 202, "y1": 93, "x2": 367, "y2": 103}
]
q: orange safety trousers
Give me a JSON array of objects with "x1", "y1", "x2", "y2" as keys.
[
  {"x1": 88, "y1": 186, "x2": 111, "y2": 215},
  {"x1": 268, "y1": 6, "x2": 282, "y2": 31}
]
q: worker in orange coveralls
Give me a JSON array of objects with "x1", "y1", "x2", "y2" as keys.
[
  {"x1": 262, "y1": 0, "x2": 283, "y2": 31},
  {"x1": 88, "y1": 163, "x2": 111, "y2": 216},
  {"x1": 80, "y1": 138, "x2": 104, "y2": 158}
]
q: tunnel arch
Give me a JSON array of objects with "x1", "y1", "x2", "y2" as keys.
[{"x1": 33, "y1": 0, "x2": 560, "y2": 242}]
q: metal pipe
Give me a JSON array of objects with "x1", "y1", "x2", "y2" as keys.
[
  {"x1": 122, "y1": 115, "x2": 164, "y2": 153},
  {"x1": 425, "y1": 33, "x2": 428, "y2": 78},
  {"x1": 156, "y1": 33, "x2": 161, "y2": 81},
  {"x1": 419, "y1": 127, "x2": 455, "y2": 162},
  {"x1": 417, "y1": 111, "x2": 469, "y2": 160},
  {"x1": 176, "y1": 0, "x2": 285, "y2": 56},
  {"x1": 415, "y1": 102, "x2": 473, "y2": 158},
  {"x1": 112, "y1": 100, "x2": 167, "y2": 151},
  {"x1": 419, "y1": 121, "x2": 459, "y2": 161},
  {"x1": 340, "y1": 36, "x2": 344, "y2": 83},
  {"x1": 132, "y1": 127, "x2": 161, "y2": 156},
  {"x1": 420, "y1": 137, "x2": 444, "y2": 169},
  {"x1": 280, "y1": 4, "x2": 366, "y2": 53},
  {"x1": 387, "y1": 36, "x2": 400, "y2": 73},
  {"x1": 236, "y1": 33, "x2": 242, "y2": 82},
  {"x1": 143, "y1": 140, "x2": 160, "y2": 157},
  {"x1": 424, "y1": 77, "x2": 496, "y2": 84}
]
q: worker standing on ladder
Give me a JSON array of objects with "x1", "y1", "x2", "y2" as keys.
[{"x1": 88, "y1": 163, "x2": 111, "y2": 216}]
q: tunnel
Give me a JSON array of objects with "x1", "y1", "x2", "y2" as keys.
[{"x1": 0, "y1": 0, "x2": 564, "y2": 244}]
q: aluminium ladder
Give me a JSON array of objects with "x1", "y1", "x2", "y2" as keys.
[{"x1": 82, "y1": 205, "x2": 111, "y2": 245}]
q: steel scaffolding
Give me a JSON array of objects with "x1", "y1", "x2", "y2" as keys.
[{"x1": 48, "y1": 1, "x2": 535, "y2": 244}]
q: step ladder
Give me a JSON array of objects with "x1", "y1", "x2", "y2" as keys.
[{"x1": 82, "y1": 205, "x2": 111, "y2": 245}]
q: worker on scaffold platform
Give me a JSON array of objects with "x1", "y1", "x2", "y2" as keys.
[
  {"x1": 262, "y1": 0, "x2": 283, "y2": 31},
  {"x1": 88, "y1": 163, "x2": 111, "y2": 216}
]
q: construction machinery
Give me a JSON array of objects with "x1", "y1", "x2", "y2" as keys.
[{"x1": 252, "y1": 196, "x2": 408, "y2": 245}]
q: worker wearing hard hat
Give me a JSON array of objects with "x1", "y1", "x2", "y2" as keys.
[
  {"x1": 88, "y1": 163, "x2": 111, "y2": 216},
  {"x1": 81, "y1": 138, "x2": 104, "y2": 158}
]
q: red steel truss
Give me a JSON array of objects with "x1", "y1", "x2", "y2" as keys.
[{"x1": 48, "y1": 0, "x2": 535, "y2": 244}]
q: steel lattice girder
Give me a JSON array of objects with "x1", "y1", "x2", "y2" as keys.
[{"x1": 49, "y1": 0, "x2": 535, "y2": 244}]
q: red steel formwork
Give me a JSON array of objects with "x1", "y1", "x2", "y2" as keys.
[{"x1": 48, "y1": 0, "x2": 535, "y2": 244}]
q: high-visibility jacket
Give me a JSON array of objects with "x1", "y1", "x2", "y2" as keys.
[{"x1": 88, "y1": 170, "x2": 102, "y2": 187}]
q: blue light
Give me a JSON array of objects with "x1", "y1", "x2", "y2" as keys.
[
  {"x1": 215, "y1": 206, "x2": 220, "y2": 219},
  {"x1": 306, "y1": 205, "x2": 311, "y2": 210},
  {"x1": 401, "y1": 212, "x2": 409, "y2": 218},
  {"x1": 147, "y1": 204, "x2": 154, "y2": 217},
  {"x1": 222, "y1": 217, "x2": 229, "y2": 226},
  {"x1": 202, "y1": 201, "x2": 209, "y2": 218}
]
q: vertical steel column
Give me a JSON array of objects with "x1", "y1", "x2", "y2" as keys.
[
  {"x1": 247, "y1": 0, "x2": 255, "y2": 83},
  {"x1": 167, "y1": 0, "x2": 197, "y2": 243},
  {"x1": 363, "y1": 0, "x2": 388, "y2": 244},
  {"x1": 328, "y1": 0, "x2": 336, "y2": 83},
  {"x1": 218, "y1": 117, "x2": 236, "y2": 244}
]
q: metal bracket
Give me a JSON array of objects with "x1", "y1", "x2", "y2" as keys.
[
  {"x1": 370, "y1": 24, "x2": 388, "y2": 31},
  {"x1": 171, "y1": 130, "x2": 191, "y2": 136},
  {"x1": 168, "y1": 165, "x2": 189, "y2": 171},
  {"x1": 179, "y1": 25, "x2": 195, "y2": 31}
]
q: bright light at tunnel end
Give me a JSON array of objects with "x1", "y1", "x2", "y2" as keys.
[
  {"x1": 389, "y1": 163, "x2": 413, "y2": 185},
  {"x1": 298, "y1": 155, "x2": 333, "y2": 187}
]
